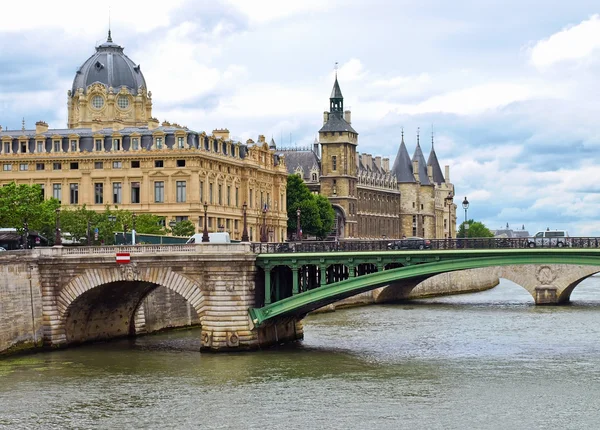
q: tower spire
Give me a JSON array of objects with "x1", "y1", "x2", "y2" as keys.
[
  {"x1": 401, "y1": 127, "x2": 404, "y2": 143},
  {"x1": 417, "y1": 127, "x2": 420, "y2": 146},
  {"x1": 107, "y1": 7, "x2": 113, "y2": 42},
  {"x1": 431, "y1": 124, "x2": 434, "y2": 149},
  {"x1": 329, "y1": 65, "x2": 343, "y2": 114}
]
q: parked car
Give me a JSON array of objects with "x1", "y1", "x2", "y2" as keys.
[
  {"x1": 0, "y1": 247, "x2": 5, "y2": 251},
  {"x1": 526, "y1": 230, "x2": 570, "y2": 248},
  {"x1": 387, "y1": 237, "x2": 431, "y2": 250}
]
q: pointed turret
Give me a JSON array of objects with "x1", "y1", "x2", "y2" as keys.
[
  {"x1": 427, "y1": 132, "x2": 445, "y2": 184},
  {"x1": 269, "y1": 137, "x2": 276, "y2": 150},
  {"x1": 391, "y1": 129, "x2": 416, "y2": 183},
  {"x1": 412, "y1": 130, "x2": 431, "y2": 185},
  {"x1": 319, "y1": 75, "x2": 356, "y2": 133}
]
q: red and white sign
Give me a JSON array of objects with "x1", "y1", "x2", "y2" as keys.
[{"x1": 116, "y1": 252, "x2": 131, "y2": 264}]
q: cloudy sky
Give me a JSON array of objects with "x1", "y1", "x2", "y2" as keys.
[{"x1": 1, "y1": 0, "x2": 600, "y2": 235}]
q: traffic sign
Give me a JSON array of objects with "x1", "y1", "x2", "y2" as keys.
[{"x1": 116, "y1": 252, "x2": 131, "y2": 264}]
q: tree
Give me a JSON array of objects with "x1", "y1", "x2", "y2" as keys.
[
  {"x1": 171, "y1": 220, "x2": 195, "y2": 237},
  {"x1": 457, "y1": 219, "x2": 494, "y2": 238},
  {"x1": 60, "y1": 205, "x2": 96, "y2": 243},
  {"x1": 0, "y1": 183, "x2": 60, "y2": 243},
  {"x1": 286, "y1": 174, "x2": 336, "y2": 239},
  {"x1": 133, "y1": 213, "x2": 167, "y2": 235},
  {"x1": 314, "y1": 195, "x2": 335, "y2": 240}
]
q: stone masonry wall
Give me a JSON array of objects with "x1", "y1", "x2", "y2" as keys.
[
  {"x1": 141, "y1": 286, "x2": 200, "y2": 333},
  {"x1": 0, "y1": 255, "x2": 44, "y2": 354}
]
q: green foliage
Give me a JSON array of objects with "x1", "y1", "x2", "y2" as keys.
[
  {"x1": 457, "y1": 219, "x2": 494, "y2": 238},
  {"x1": 59, "y1": 205, "x2": 96, "y2": 243},
  {"x1": 0, "y1": 183, "x2": 60, "y2": 243},
  {"x1": 314, "y1": 194, "x2": 335, "y2": 239},
  {"x1": 170, "y1": 220, "x2": 195, "y2": 237},
  {"x1": 133, "y1": 213, "x2": 167, "y2": 235},
  {"x1": 286, "y1": 174, "x2": 336, "y2": 240}
]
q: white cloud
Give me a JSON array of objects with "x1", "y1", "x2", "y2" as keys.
[
  {"x1": 530, "y1": 14, "x2": 600, "y2": 69},
  {"x1": 223, "y1": 0, "x2": 335, "y2": 24}
]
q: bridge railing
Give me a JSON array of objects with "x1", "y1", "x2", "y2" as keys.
[{"x1": 250, "y1": 237, "x2": 600, "y2": 253}]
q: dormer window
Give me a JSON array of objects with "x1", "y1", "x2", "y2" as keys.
[
  {"x1": 36, "y1": 141, "x2": 44, "y2": 153},
  {"x1": 70, "y1": 140, "x2": 77, "y2": 152},
  {"x1": 117, "y1": 96, "x2": 129, "y2": 109},
  {"x1": 53, "y1": 140, "x2": 61, "y2": 152},
  {"x1": 95, "y1": 139, "x2": 103, "y2": 151},
  {"x1": 20, "y1": 142, "x2": 27, "y2": 153},
  {"x1": 177, "y1": 136, "x2": 184, "y2": 149},
  {"x1": 132, "y1": 138, "x2": 139, "y2": 150},
  {"x1": 113, "y1": 139, "x2": 121, "y2": 151},
  {"x1": 155, "y1": 137, "x2": 163, "y2": 149},
  {"x1": 312, "y1": 173, "x2": 317, "y2": 182}
]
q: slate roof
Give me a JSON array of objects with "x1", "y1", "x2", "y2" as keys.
[
  {"x1": 412, "y1": 142, "x2": 431, "y2": 185},
  {"x1": 391, "y1": 138, "x2": 416, "y2": 183},
  {"x1": 330, "y1": 77, "x2": 343, "y2": 99},
  {"x1": 72, "y1": 32, "x2": 146, "y2": 95},
  {"x1": 276, "y1": 149, "x2": 320, "y2": 180},
  {"x1": 427, "y1": 146, "x2": 445, "y2": 184},
  {"x1": 0, "y1": 125, "x2": 190, "y2": 138},
  {"x1": 319, "y1": 113, "x2": 357, "y2": 134}
]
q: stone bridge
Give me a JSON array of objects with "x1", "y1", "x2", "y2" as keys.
[
  {"x1": 0, "y1": 244, "x2": 302, "y2": 355},
  {"x1": 2, "y1": 246, "x2": 600, "y2": 354}
]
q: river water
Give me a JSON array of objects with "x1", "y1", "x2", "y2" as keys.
[{"x1": 3, "y1": 277, "x2": 600, "y2": 429}]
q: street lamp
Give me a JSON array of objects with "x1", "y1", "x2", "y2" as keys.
[
  {"x1": 241, "y1": 201, "x2": 249, "y2": 242},
  {"x1": 54, "y1": 208, "x2": 62, "y2": 246},
  {"x1": 296, "y1": 208, "x2": 301, "y2": 241},
  {"x1": 202, "y1": 201, "x2": 209, "y2": 242},
  {"x1": 462, "y1": 197, "x2": 469, "y2": 238},
  {"x1": 445, "y1": 193, "x2": 454, "y2": 239},
  {"x1": 260, "y1": 205, "x2": 268, "y2": 243}
]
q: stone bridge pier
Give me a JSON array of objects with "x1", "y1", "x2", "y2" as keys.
[{"x1": 496, "y1": 264, "x2": 600, "y2": 304}]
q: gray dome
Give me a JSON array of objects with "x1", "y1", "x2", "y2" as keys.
[{"x1": 72, "y1": 32, "x2": 147, "y2": 95}]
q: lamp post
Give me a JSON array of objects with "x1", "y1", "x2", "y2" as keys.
[
  {"x1": 54, "y1": 208, "x2": 62, "y2": 246},
  {"x1": 260, "y1": 205, "x2": 268, "y2": 243},
  {"x1": 23, "y1": 221, "x2": 29, "y2": 249},
  {"x1": 132, "y1": 213, "x2": 137, "y2": 245},
  {"x1": 241, "y1": 201, "x2": 249, "y2": 242},
  {"x1": 86, "y1": 219, "x2": 91, "y2": 246},
  {"x1": 445, "y1": 193, "x2": 454, "y2": 239},
  {"x1": 296, "y1": 208, "x2": 301, "y2": 241},
  {"x1": 462, "y1": 197, "x2": 469, "y2": 238},
  {"x1": 202, "y1": 202, "x2": 209, "y2": 242}
]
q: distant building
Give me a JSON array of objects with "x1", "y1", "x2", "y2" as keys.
[
  {"x1": 276, "y1": 76, "x2": 456, "y2": 240},
  {"x1": 494, "y1": 224, "x2": 530, "y2": 238},
  {"x1": 0, "y1": 32, "x2": 288, "y2": 242}
]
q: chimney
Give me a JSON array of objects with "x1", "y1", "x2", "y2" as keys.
[
  {"x1": 366, "y1": 154, "x2": 372, "y2": 169},
  {"x1": 413, "y1": 159, "x2": 420, "y2": 182},
  {"x1": 427, "y1": 164, "x2": 433, "y2": 181},
  {"x1": 213, "y1": 128, "x2": 230, "y2": 141},
  {"x1": 323, "y1": 111, "x2": 329, "y2": 125},
  {"x1": 35, "y1": 121, "x2": 48, "y2": 134},
  {"x1": 382, "y1": 157, "x2": 389, "y2": 172},
  {"x1": 374, "y1": 156, "x2": 382, "y2": 170},
  {"x1": 148, "y1": 117, "x2": 160, "y2": 130},
  {"x1": 258, "y1": 135, "x2": 266, "y2": 143},
  {"x1": 445, "y1": 165, "x2": 450, "y2": 183},
  {"x1": 344, "y1": 110, "x2": 351, "y2": 124}
]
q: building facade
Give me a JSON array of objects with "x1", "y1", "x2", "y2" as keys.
[
  {"x1": 0, "y1": 32, "x2": 288, "y2": 242},
  {"x1": 277, "y1": 76, "x2": 456, "y2": 240}
]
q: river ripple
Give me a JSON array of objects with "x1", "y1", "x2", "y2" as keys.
[{"x1": 2, "y1": 278, "x2": 600, "y2": 429}]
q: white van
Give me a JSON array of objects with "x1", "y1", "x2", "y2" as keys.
[
  {"x1": 527, "y1": 230, "x2": 570, "y2": 248},
  {"x1": 186, "y1": 232, "x2": 231, "y2": 244}
]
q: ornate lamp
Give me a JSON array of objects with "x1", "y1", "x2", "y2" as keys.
[
  {"x1": 202, "y1": 201, "x2": 209, "y2": 242},
  {"x1": 241, "y1": 201, "x2": 249, "y2": 242}
]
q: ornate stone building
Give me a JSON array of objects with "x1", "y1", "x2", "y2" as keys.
[
  {"x1": 0, "y1": 32, "x2": 288, "y2": 242},
  {"x1": 277, "y1": 76, "x2": 456, "y2": 239}
]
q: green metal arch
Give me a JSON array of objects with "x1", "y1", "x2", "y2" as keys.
[{"x1": 249, "y1": 252, "x2": 600, "y2": 327}]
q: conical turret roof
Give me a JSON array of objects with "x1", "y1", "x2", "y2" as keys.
[
  {"x1": 427, "y1": 146, "x2": 445, "y2": 184},
  {"x1": 412, "y1": 140, "x2": 431, "y2": 185},
  {"x1": 391, "y1": 135, "x2": 416, "y2": 183},
  {"x1": 330, "y1": 76, "x2": 343, "y2": 99}
]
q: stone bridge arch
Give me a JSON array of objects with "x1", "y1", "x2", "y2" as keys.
[
  {"x1": 496, "y1": 264, "x2": 600, "y2": 304},
  {"x1": 53, "y1": 264, "x2": 206, "y2": 346}
]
